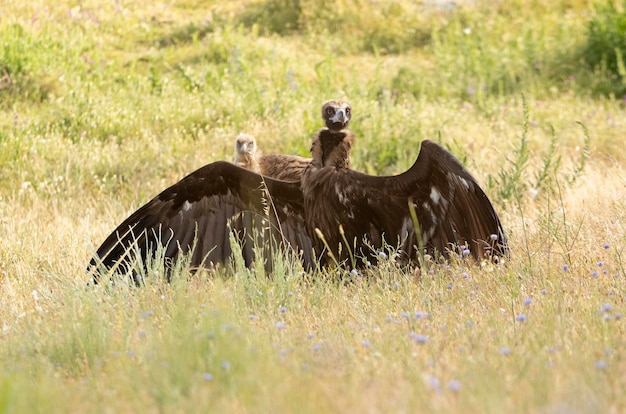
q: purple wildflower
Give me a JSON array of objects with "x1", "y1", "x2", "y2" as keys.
[
  {"x1": 409, "y1": 332, "x2": 429, "y2": 344},
  {"x1": 448, "y1": 380, "x2": 462, "y2": 392},
  {"x1": 414, "y1": 311, "x2": 430, "y2": 320}
]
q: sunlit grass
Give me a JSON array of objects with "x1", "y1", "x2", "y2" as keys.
[{"x1": 1, "y1": 0, "x2": 626, "y2": 412}]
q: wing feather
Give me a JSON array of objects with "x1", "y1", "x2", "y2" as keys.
[
  {"x1": 305, "y1": 140, "x2": 508, "y2": 265},
  {"x1": 89, "y1": 161, "x2": 312, "y2": 281}
]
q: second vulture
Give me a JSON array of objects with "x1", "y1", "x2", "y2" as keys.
[{"x1": 88, "y1": 101, "x2": 507, "y2": 281}]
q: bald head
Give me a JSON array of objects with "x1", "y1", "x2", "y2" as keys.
[
  {"x1": 234, "y1": 133, "x2": 260, "y2": 172},
  {"x1": 321, "y1": 100, "x2": 351, "y2": 131}
]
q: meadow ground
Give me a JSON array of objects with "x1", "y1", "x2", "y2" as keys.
[{"x1": 1, "y1": 0, "x2": 625, "y2": 412}]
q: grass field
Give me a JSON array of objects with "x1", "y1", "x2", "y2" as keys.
[{"x1": 1, "y1": 0, "x2": 626, "y2": 412}]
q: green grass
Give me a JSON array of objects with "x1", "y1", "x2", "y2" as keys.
[{"x1": 1, "y1": 0, "x2": 626, "y2": 412}]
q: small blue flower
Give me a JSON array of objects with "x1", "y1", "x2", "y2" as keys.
[
  {"x1": 603, "y1": 243, "x2": 610, "y2": 249},
  {"x1": 275, "y1": 321, "x2": 286, "y2": 329},
  {"x1": 591, "y1": 271, "x2": 599, "y2": 278},
  {"x1": 414, "y1": 311, "x2": 430, "y2": 320},
  {"x1": 601, "y1": 303, "x2": 613, "y2": 313},
  {"x1": 378, "y1": 251, "x2": 388, "y2": 259},
  {"x1": 447, "y1": 380, "x2": 462, "y2": 392},
  {"x1": 409, "y1": 332, "x2": 429, "y2": 344},
  {"x1": 500, "y1": 347, "x2": 511, "y2": 356},
  {"x1": 490, "y1": 234, "x2": 498, "y2": 241},
  {"x1": 562, "y1": 264, "x2": 569, "y2": 272},
  {"x1": 248, "y1": 314, "x2": 258, "y2": 320},
  {"x1": 462, "y1": 272, "x2": 469, "y2": 279},
  {"x1": 140, "y1": 310, "x2": 154, "y2": 319},
  {"x1": 595, "y1": 360, "x2": 607, "y2": 370},
  {"x1": 515, "y1": 314, "x2": 527, "y2": 322},
  {"x1": 462, "y1": 249, "x2": 471, "y2": 256},
  {"x1": 426, "y1": 375, "x2": 440, "y2": 391},
  {"x1": 523, "y1": 298, "x2": 532, "y2": 306},
  {"x1": 361, "y1": 340, "x2": 370, "y2": 348},
  {"x1": 399, "y1": 311, "x2": 411, "y2": 319},
  {"x1": 598, "y1": 261, "x2": 604, "y2": 267},
  {"x1": 350, "y1": 269, "x2": 359, "y2": 277},
  {"x1": 541, "y1": 289, "x2": 547, "y2": 295},
  {"x1": 312, "y1": 343, "x2": 321, "y2": 351},
  {"x1": 203, "y1": 373, "x2": 214, "y2": 381},
  {"x1": 307, "y1": 332, "x2": 314, "y2": 339},
  {"x1": 279, "y1": 306, "x2": 287, "y2": 313},
  {"x1": 221, "y1": 361, "x2": 231, "y2": 370}
]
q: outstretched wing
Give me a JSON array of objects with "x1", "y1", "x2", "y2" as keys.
[
  {"x1": 310, "y1": 140, "x2": 507, "y2": 265},
  {"x1": 88, "y1": 161, "x2": 313, "y2": 281}
]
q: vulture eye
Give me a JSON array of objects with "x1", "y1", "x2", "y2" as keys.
[
  {"x1": 345, "y1": 107, "x2": 351, "y2": 116},
  {"x1": 325, "y1": 107, "x2": 334, "y2": 116}
]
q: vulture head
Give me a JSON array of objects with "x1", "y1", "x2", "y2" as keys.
[
  {"x1": 321, "y1": 100, "x2": 351, "y2": 131},
  {"x1": 234, "y1": 133, "x2": 261, "y2": 172}
]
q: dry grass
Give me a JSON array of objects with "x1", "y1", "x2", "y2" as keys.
[{"x1": 1, "y1": 0, "x2": 626, "y2": 412}]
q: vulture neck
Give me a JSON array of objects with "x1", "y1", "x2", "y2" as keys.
[
  {"x1": 311, "y1": 129, "x2": 354, "y2": 169},
  {"x1": 235, "y1": 153, "x2": 260, "y2": 173}
]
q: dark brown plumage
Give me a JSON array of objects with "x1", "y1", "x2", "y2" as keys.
[
  {"x1": 302, "y1": 137, "x2": 507, "y2": 267},
  {"x1": 88, "y1": 104, "x2": 507, "y2": 282},
  {"x1": 88, "y1": 162, "x2": 314, "y2": 282}
]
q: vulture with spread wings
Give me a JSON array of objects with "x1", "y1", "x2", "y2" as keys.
[{"x1": 88, "y1": 101, "x2": 507, "y2": 282}]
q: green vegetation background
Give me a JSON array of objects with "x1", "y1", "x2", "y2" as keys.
[{"x1": 1, "y1": 0, "x2": 625, "y2": 412}]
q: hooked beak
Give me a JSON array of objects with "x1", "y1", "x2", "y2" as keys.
[
  {"x1": 330, "y1": 109, "x2": 347, "y2": 125},
  {"x1": 240, "y1": 142, "x2": 254, "y2": 155}
]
